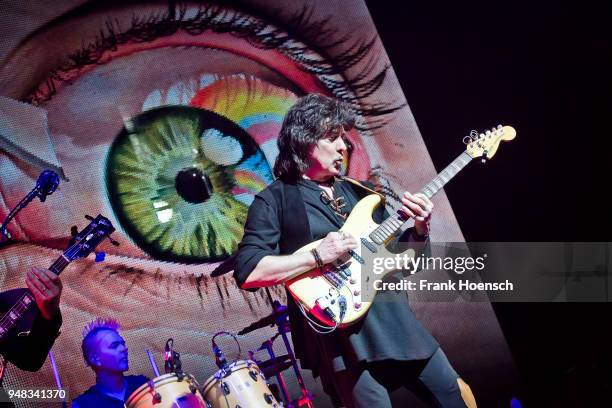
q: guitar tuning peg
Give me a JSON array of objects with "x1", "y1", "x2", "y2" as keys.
[
  {"x1": 94, "y1": 252, "x2": 106, "y2": 262},
  {"x1": 67, "y1": 227, "x2": 78, "y2": 247},
  {"x1": 481, "y1": 150, "x2": 488, "y2": 163},
  {"x1": 108, "y1": 236, "x2": 120, "y2": 246},
  {"x1": 85, "y1": 215, "x2": 94, "y2": 221},
  {"x1": 497, "y1": 124, "x2": 502, "y2": 129}
]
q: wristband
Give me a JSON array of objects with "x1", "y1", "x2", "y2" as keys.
[{"x1": 311, "y1": 248, "x2": 324, "y2": 268}]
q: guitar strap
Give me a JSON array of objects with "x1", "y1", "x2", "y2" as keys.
[
  {"x1": 339, "y1": 176, "x2": 386, "y2": 203},
  {"x1": 276, "y1": 177, "x2": 386, "y2": 255},
  {"x1": 278, "y1": 179, "x2": 312, "y2": 255}
]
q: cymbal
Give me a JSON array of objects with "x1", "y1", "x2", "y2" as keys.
[
  {"x1": 237, "y1": 306, "x2": 288, "y2": 335},
  {"x1": 257, "y1": 355, "x2": 293, "y2": 378}
]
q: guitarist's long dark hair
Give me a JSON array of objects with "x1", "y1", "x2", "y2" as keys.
[{"x1": 274, "y1": 94, "x2": 356, "y2": 180}]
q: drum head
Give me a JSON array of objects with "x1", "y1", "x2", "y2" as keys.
[{"x1": 126, "y1": 372, "x2": 206, "y2": 408}]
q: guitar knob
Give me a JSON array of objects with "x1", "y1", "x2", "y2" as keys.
[
  {"x1": 353, "y1": 290, "x2": 360, "y2": 296},
  {"x1": 349, "y1": 278, "x2": 356, "y2": 285},
  {"x1": 354, "y1": 302, "x2": 362, "y2": 309}
]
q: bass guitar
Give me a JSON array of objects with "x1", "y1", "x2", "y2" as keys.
[{"x1": 0, "y1": 215, "x2": 115, "y2": 346}]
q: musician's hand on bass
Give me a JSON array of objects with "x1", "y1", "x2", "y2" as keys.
[
  {"x1": 315, "y1": 231, "x2": 358, "y2": 264},
  {"x1": 25, "y1": 267, "x2": 62, "y2": 320}
]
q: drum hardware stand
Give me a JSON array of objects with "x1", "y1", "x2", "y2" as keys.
[
  {"x1": 253, "y1": 338, "x2": 291, "y2": 404},
  {"x1": 263, "y1": 288, "x2": 314, "y2": 408}
]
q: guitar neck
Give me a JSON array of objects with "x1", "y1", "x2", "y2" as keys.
[
  {"x1": 368, "y1": 151, "x2": 473, "y2": 244},
  {"x1": 419, "y1": 151, "x2": 473, "y2": 198},
  {"x1": 0, "y1": 254, "x2": 69, "y2": 339},
  {"x1": 0, "y1": 213, "x2": 114, "y2": 340}
]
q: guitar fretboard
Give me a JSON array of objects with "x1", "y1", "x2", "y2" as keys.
[
  {"x1": 421, "y1": 152, "x2": 472, "y2": 198},
  {"x1": 0, "y1": 293, "x2": 34, "y2": 336},
  {"x1": 0, "y1": 214, "x2": 113, "y2": 341},
  {"x1": 369, "y1": 151, "x2": 473, "y2": 245}
]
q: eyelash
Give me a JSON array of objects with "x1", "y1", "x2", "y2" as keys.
[{"x1": 25, "y1": 2, "x2": 403, "y2": 130}]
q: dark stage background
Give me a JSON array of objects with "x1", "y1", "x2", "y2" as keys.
[{"x1": 366, "y1": 0, "x2": 611, "y2": 406}]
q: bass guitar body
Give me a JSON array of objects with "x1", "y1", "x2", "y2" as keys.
[{"x1": 0, "y1": 288, "x2": 38, "y2": 351}]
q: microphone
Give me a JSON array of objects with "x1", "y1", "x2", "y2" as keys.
[
  {"x1": 164, "y1": 338, "x2": 182, "y2": 374},
  {"x1": 164, "y1": 338, "x2": 174, "y2": 373},
  {"x1": 211, "y1": 331, "x2": 239, "y2": 371},
  {"x1": 212, "y1": 339, "x2": 228, "y2": 369},
  {"x1": 1, "y1": 170, "x2": 60, "y2": 244},
  {"x1": 36, "y1": 170, "x2": 60, "y2": 202}
]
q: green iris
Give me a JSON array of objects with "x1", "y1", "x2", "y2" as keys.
[{"x1": 105, "y1": 106, "x2": 271, "y2": 263}]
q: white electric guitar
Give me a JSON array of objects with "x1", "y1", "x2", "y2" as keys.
[{"x1": 286, "y1": 125, "x2": 516, "y2": 329}]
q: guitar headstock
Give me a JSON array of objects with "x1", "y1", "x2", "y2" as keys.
[
  {"x1": 465, "y1": 125, "x2": 516, "y2": 161},
  {"x1": 65, "y1": 215, "x2": 115, "y2": 261}
]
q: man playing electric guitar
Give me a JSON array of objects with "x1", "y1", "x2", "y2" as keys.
[{"x1": 234, "y1": 94, "x2": 476, "y2": 407}]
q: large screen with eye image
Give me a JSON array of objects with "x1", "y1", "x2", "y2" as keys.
[{"x1": 0, "y1": 1, "x2": 519, "y2": 406}]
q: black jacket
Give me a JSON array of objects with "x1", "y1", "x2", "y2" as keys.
[{"x1": 234, "y1": 178, "x2": 438, "y2": 376}]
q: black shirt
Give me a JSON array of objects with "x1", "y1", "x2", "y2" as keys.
[
  {"x1": 234, "y1": 178, "x2": 438, "y2": 375},
  {"x1": 72, "y1": 375, "x2": 149, "y2": 408},
  {"x1": 0, "y1": 288, "x2": 62, "y2": 372}
]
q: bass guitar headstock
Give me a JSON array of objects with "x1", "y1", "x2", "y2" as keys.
[{"x1": 66, "y1": 214, "x2": 116, "y2": 261}]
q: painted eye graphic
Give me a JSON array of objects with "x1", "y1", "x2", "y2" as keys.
[
  {"x1": 3, "y1": 4, "x2": 387, "y2": 263},
  {"x1": 106, "y1": 105, "x2": 274, "y2": 263}
]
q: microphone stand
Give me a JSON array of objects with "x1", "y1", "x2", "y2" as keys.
[
  {"x1": 0, "y1": 189, "x2": 38, "y2": 245},
  {"x1": 1, "y1": 170, "x2": 60, "y2": 245}
]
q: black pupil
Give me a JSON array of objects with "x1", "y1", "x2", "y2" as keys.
[{"x1": 175, "y1": 167, "x2": 214, "y2": 204}]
